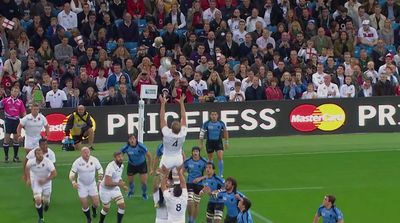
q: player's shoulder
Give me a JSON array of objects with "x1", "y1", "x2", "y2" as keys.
[
  {"x1": 214, "y1": 175, "x2": 225, "y2": 183},
  {"x1": 184, "y1": 157, "x2": 193, "y2": 164},
  {"x1": 200, "y1": 157, "x2": 208, "y2": 164}
]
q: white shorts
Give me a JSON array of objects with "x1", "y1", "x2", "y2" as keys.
[
  {"x1": 99, "y1": 185, "x2": 123, "y2": 204},
  {"x1": 78, "y1": 182, "x2": 98, "y2": 198},
  {"x1": 25, "y1": 136, "x2": 41, "y2": 150},
  {"x1": 168, "y1": 217, "x2": 185, "y2": 223},
  {"x1": 31, "y1": 179, "x2": 52, "y2": 197},
  {"x1": 159, "y1": 155, "x2": 183, "y2": 170},
  {"x1": 155, "y1": 219, "x2": 168, "y2": 223}
]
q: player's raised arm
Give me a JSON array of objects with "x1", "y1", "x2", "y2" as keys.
[
  {"x1": 159, "y1": 95, "x2": 167, "y2": 129},
  {"x1": 177, "y1": 166, "x2": 186, "y2": 189},
  {"x1": 179, "y1": 94, "x2": 187, "y2": 127},
  {"x1": 312, "y1": 213, "x2": 320, "y2": 223}
]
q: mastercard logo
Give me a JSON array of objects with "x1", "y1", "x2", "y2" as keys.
[{"x1": 289, "y1": 104, "x2": 346, "y2": 132}]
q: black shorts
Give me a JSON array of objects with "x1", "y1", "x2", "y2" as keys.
[
  {"x1": 187, "y1": 183, "x2": 203, "y2": 195},
  {"x1": 207, "y1": 202, "x2": 224, "y2": 215},
  {"x1": 224, "y1": 216, "x2": 237, "y2": 223},
  {"x1": 4, "y1": 118, "x2": 19, "y2": 134},
  {"x1": 206, "y1": 140, "x2": 223, "y2": 154},
  {"x1": 71, "y1": 127, "x2": 91, "y2": 144},
  {"x1": 127, "y1": 162, "x2": 148, "y2": 176}
]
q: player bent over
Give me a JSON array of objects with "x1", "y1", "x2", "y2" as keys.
[
  {"x1": 69, "y1": 147, "x2": 103, "y2": 223},
  {"x1": 161, "y1": 166, "x2": 188, "y2": 223},
  {"x1": 24, "y1": 148, "x2": 57, "y2": 223},
  {"x1": 152, "y1": 170, "x2": 172, "y2": 223},
  {"x1": 200, "y1": 162, "x2": 225, "y2": 223},
  {"x1": 199, "y1": 111, "x2": 229, "y2": 177},
  {"x1": 98, "y1": 152, "x2": 128, "y2": 223},
  {"x1": 159, "y1": 94, "x2": 187, "y2": 170},
  {"x1": 184, "y1": 146, "x2": 208, "y2": 223},
  {"x1": 120, "y1": 134, "x2": 153, "y2": 199}
]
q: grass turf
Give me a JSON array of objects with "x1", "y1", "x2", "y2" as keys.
[{"x1": 0, "y1": 133, "x2": 399, "y2": 223}]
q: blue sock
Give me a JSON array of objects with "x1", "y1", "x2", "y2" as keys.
[
  {"x1": 218, "y1": 160, "x2": 224, "y2": 177},
  {"x1": 129, "y1": 182, "x2": 135, "y2": 193},
  {"x1": 188, "y1": 217, "x2": 193, "y2": 223},
  {"x1": 141, "y1": 184, "x2": 147, "y2": 195}
]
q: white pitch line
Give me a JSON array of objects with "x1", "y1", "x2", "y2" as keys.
[
  {"x1": 241, "y1": 186, "x2": 324, "y2": 192},
  {"x1": 1, "y1": 148, "x2": 399, "y2": 169},
  {"x1": 225, "y1": 148, "x2": 400, "y2": 158},
  {"x1": 252, "y1": 210, "x2": 274, "y2": 223}
]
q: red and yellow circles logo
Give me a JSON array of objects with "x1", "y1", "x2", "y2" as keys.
[{"x1": 289, "y1": 104, "x2": 346, "y2": 132}]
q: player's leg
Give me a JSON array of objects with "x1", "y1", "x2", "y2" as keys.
[
  {"x1": 206, "y1": 202, "x2": 215, "y2": 223},
  {"x1": 32, "y1": 181, "x2": 44, "y2": 222},
  {"x1": 206, "y1": 141, "x2": 214, "y2": 162},
  {"x1": 80, "y1": 196, "x2": 92, "y2": 222},
  {"x1": 127, "y1": 163, "x2": 135, "y2": 198},
  {"x1": 88, "y1": 182, "x2": 100, "y2": 218},
  {"x1": 216, "y1": 149, "x2": 224, "y2": 177},
  {"x1": 98, "y1": 187, "x2": 111, "y2": 223},
  {"x1": 24, "y1": 136, "x2": 34, "y2": 155},
  {"x1": 192, "y1": 185, "x2": 203, "y2": 223},
  {"x1": 139, "y1": 161, "x2": 149, "y2": 200},
  {"x1": 42, "y1": 182, "x2": 52, "y2": 212},
  {"x1": 115, "y1": 193, "x2": 125, "y2": 223},
  {"x1": 187, "y1": 184, "x2": 195, "y2": 223},
  {"x1": 214, "y1": 203, "x2": 224, "y2": 223}
]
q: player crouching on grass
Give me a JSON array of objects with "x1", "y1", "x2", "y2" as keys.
[
  {"x1": 69, "y1": 147, "x2": 103, "y2": 223},
  {"x1": 183, "y1": 146, "x2": 208, "y2": 223},
  {"x1": 64, "y1": 105, "x2": 95, "y2": 151},
  {"x1": 120, "y1": 134, "x2": 153, "y2": 199},
  {"x1": 24, "y1": 147, "x2": 57, "y2": 223},
  {"x1": 98, "y1": 151, "x2": 128, "y2": 223}
]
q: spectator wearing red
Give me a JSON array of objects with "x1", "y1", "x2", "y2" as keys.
[
  {"x1": 85, "y1": 60, "x2": 100, "y2": 79},
  {"x1": 265, "y1": 78, "x2": 283, "y2": 100},
  {"x1": 173, "y1": 79, "x2": 194, "y2": 103},
  {"x1": 127, "y1": 0, "x2": 145, "y2": 19},
  {"x1": 133, "y1": 72, "x2": 157, "y2": 95}
]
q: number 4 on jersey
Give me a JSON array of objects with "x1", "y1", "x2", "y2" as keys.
[{"x1": 172, "y1": 140, "x2": 178, "y2": 147}]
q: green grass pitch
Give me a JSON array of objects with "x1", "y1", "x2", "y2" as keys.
[{"x1": 0, "y1": 133, "x2": 399, "y2": 223}]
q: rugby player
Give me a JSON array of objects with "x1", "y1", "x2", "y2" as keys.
[{"x1": 313, "y1": 195, "x2": 344, "y2": 223}]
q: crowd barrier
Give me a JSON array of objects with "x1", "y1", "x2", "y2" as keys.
[{"x1": 1, "y1": 97, "x2": 400, "y2": 142}]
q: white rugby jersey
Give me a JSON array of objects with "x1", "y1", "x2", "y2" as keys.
[
  {"x1": 340, "y1": 84, "x2": 355, "y2": 98},
  {"x1": 71, "y1": 156, "x2": 103, "y2": 185},
  {"x1": 189, "y1": 80, "x2": 208, "y2": 97},
  {"x1": 101, "y1": 161, "x2": 124, "y2": 188},
  {"x1": 317, "y1": 83, "x2": 340, "y2": 98},
  {"x1": 163, "y1": 188, "x2": 188, "y2": 222},
  {"x1": 26, "y1": 157, "x2": 55, "y2": 180},
  {"x1": 153, "y1": 191, "x2": 168, "y2": 220},
  {"x1": 20, "y1": 113, "x2": 47, "y2": 137},
  {"x1": 26, "y1": 148, "x2": 56, "y2": 163},
  {"x1": 162, "y1": 126, "x2": 187, "y2": 157}
]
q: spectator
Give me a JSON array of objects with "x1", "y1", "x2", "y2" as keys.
[
  {"x1": 340, "y1": 76, "x2": 356, "y2": 98},
  {"x1": 373, "y1": 73, "x2": 394, "y2": 96},
  {"x1": 382, "y1": 0, "x2": 400, "y2": 22},
  {"x1": 245, "y1": 76, "x2": 264, "y2": 100},
  {"x1": 334, "y1": 31, "x2": 354, "y2": 60},
  {"x1": 232, "y1": 19, "x2": 247, "y2": 45},
  {"x1": 117, "y1": 12, "x2": 139, "y2": 42},
  {"x1": 256, "y1": 29, "x2": 275, "y2": 50},
  {"x1": 223, "y1": 70, "x2": 239, "y2": 97},
  {"x1": 358, "y1": 77, "x2": 374, "y2": 97},
  {"x1": 54, "y1": 36, "x2": 73, "y2": 65},
  {"x1": 106, "y1": 63, "x2": 131, "y2": 89},
  {"x1": 77, "y1": 3, "x2": 91, "y2": 30},
  {"x1": 189, "y1": 72, "x2": 208, "y2": 99},
  {"x1": 74, "y1": 72, "x2": 97, "y2": 97},
  {"x1": 265, "y1": 77, "x2": 283, "y2": 100},
  {"x1": 357, "y1": 20, "x2": 378, "y2": 47},
  {"x1": 3, "y1": 50, "x2": 22, "y2": 80},
  {"x1": 263, "y1": 0, "x2": 283, "y2": 27},
  {"x1": 317, "y1": 74, "x2": 340, "y2": 98},
  {"x1": 379, "y1": 19, "x2": 394, "y2": 45},
  {"x1": 203, "y1": 0, "x2": 221, "y2": 23},
  {"x1": 101, "y1": 86, "x2": 118, "y2": 106},
  {"x1": 132, "y1": 72, "x2": 156, "y2": 95},
  {"x1": 229, "y1": 81, "x2": 245, "y2": 102},
  {"x1": 45, "y1": 79, "x2": 67, "y2": 108},
  {"x1": 207, "y1": 71, "x2": 224, "y2": 97},
  {"x1": 58, "y1": 2, "x2": 78, "y2": 32},
  {"x1": 220, "y1": 32, "x2": 239, "y2": 60},
  {"x1": 81, "y1": 12, "x2": 100, "y2": 42},
  {"x1": 369, "y1": 5, "x2": 386, "y2": 31},
  {"x1": 161, "y1": 23, "x2": 179, "y2": 51},
  {"x1": 165, "y1": 3, "x2": 186, "y2": 30},
  {"x1": 127, "y1": 0, "x2": 145, "y2": 19},
  {"x1": 80, "y1": 86, "x2": 100, "y2": 106},
  {"x1": 115, "y1": 83, "x2": 139, "y2": 105},
  {"x1": 302, "y1": 83, "x2": 318, "y2": 99}
]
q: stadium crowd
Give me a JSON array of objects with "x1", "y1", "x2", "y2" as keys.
[{"x1": 0, "y1": 0, "x2": 398, "y2": 107}]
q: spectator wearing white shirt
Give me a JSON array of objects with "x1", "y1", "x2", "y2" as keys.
[
  {"x1": 229, "y1": 81, "x2": 245, "y2": 102},
  {"x1": 357, "y1": 20, "x2": 378, "y2": 47},
  {"x1": 46, "y1": 80, "x2": 67, "y2": 108},
  {"x1": 378, "y1": 53, "x2": 399, "y2": 76},
  {"x1": 246, "y1": 8, "x2": 266, "y2": 32},
  {"x1": 317, "y1": 75, "x2": 340, "y2": 98},
  {"x1": 256, "y1": 29, "x2": 275, "y2": 49},
  {"x1": 228, "y1": 9, "x2": 242, "y2": 32},
  {"x1": 202, "y1": 0, "x2": 221, "y2": 23},
  {"x1": 364, "y1": 61, "x2": 379, "y2": 83},
  {"x1": 340, "y1": 76, "x2": 356, "y2": 98},
  {"x1": 312, "y1": 63, "x2": 327, "y2": 89},
  {"x1": 223, "y1": 71, "x2": 240, "y2": 97},
  {"x1": 189, "y1": 72, "x2": 208, "y2": 98},
  {"x1": 358, "y1": 78, "x2": 373, "y2": 97},
  {"x1": 241, "y1": 70, "x2": 260, "y2": 92},
  {"x1": 301, "y1": 83, "x2": 317, "y2": 99},
  {"x1": 58, "y1": 2, "x2": 78, "y2": 31},
  {"x1": 233, "y1": 20, "x2": 248, "y2": 45}
]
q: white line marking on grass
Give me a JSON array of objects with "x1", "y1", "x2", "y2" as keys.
[
  {"x1": 1, "y1": 148, "x2": 399, "y2": 169},
  {"x1": 252, "y1": 210, "x2": 274, "y2": 223},
  {"x1": 241, "y1": 186, "x2": 324, "y2": 192},
  {"x1": 225, "y1": 148, "x2": 400, "y2": 158}
]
